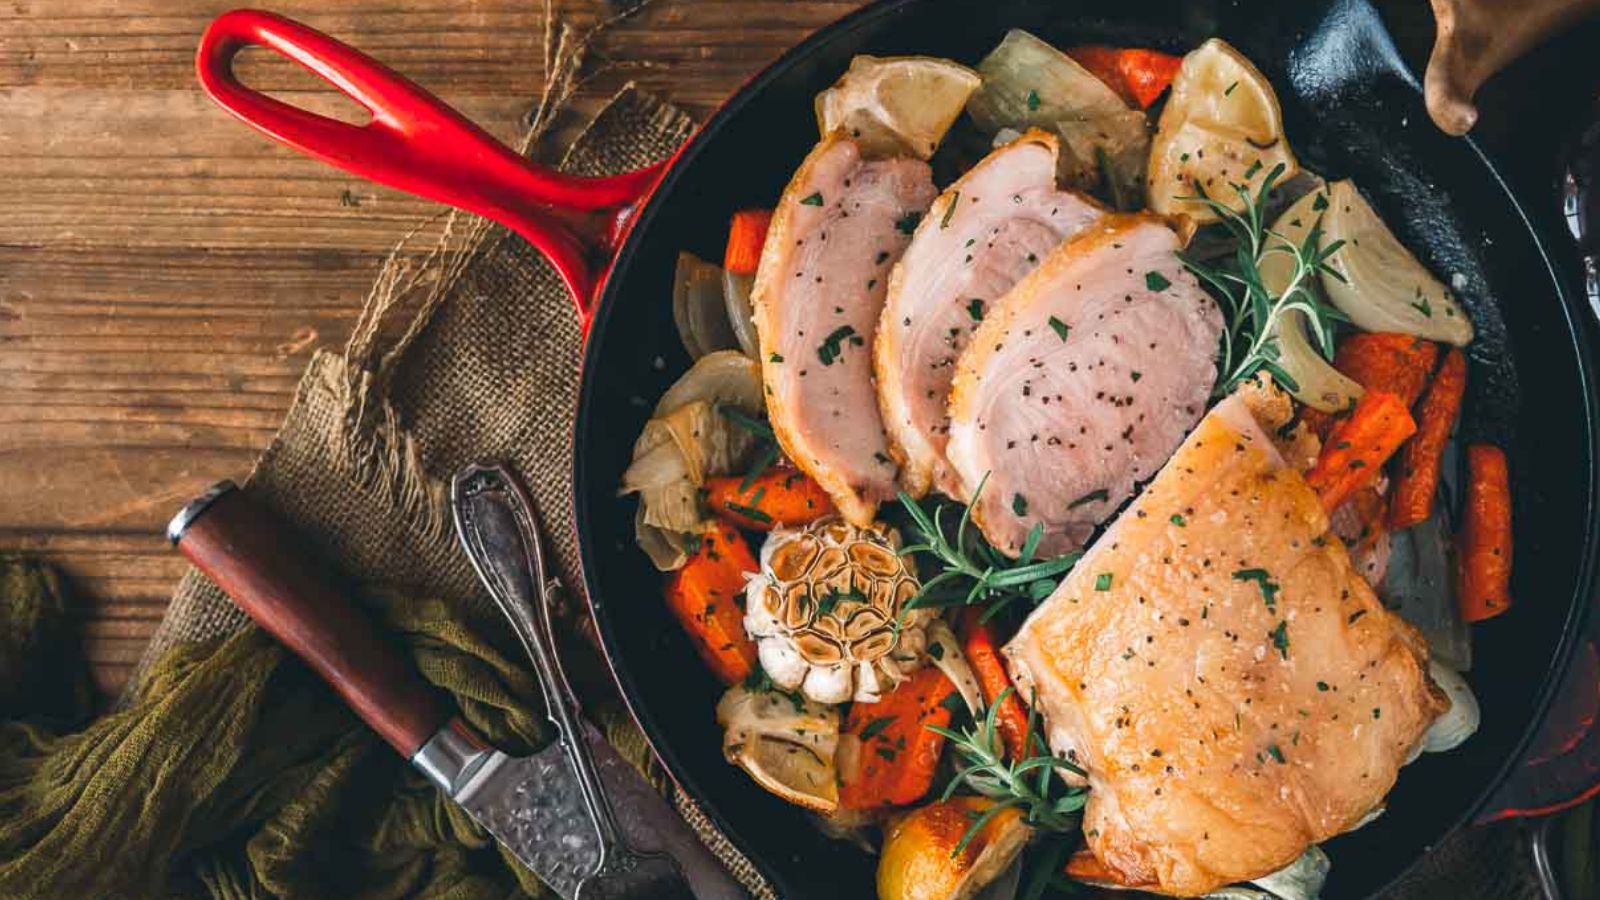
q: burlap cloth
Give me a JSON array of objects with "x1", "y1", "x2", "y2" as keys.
[{"x1": 124, "y1": 12, "x2": 1543, "y2": 900}]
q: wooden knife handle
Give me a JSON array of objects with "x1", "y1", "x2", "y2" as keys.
[{"x1": 169, "y1": 482, "x2": 449, "y2": 757}]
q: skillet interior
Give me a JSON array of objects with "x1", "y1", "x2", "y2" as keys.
[{"x1": 576, "y1": 0, "x2": 1599, "y2": 895}]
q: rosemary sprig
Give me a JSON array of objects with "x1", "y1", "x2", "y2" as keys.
[
  {"x1": 719, "y1": 406, "x2": 779, "y2": 491},
  {"x1": 1176, "y1": 164, "x2": 1349, "y2": 397},
  {"x1": 927, "y1": 687, "x2": 1089, "y2": 857},
  {"x1": 896, "y1": 475, "x2": 1080, "y2": 623}
]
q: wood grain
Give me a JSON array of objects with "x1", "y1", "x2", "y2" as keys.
[{"x1": 0, "y1": 0, "x2": 859, "y2": 696}]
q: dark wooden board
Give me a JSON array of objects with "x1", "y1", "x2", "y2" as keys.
[{"x1": 0, "y1": 0, "x2": 859, "y2": 695}]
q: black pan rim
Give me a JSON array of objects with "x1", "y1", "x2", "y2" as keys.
[{"x1": 572, "y1": 0, "x2": 1600, "y2": 894}]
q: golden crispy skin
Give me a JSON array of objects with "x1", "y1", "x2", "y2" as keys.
[{"x1": 1004, "y1": 396, "x2": 1446, "y2": 896}]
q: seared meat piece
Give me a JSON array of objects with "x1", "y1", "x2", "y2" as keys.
[
  {"x1": 753, "y1": 135, "x2": 937, "y2": 526},
  {"x1": 946, "y1": 214, "x2": 1221, "y2": 557},
  {"x1": 876, "y1": 131, "x2": 1104, "y2": 499},
  {"x1": 1004, "y1": 396, "x2": 1447, "y2": 896}
]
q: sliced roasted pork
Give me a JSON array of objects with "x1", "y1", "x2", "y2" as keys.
[
  {"x1": 1004, "y1": 396, "x2": 1447, "y2": 896},
  {"x1": 753, "y1": 135, "x2": 937, "y2": 526},
  {"x1": 875, "y1": 131, "x2": 1104, "y2": 499},
  {"x1": 945, "y1": 214, "x2": 1221, "y2": 557}
]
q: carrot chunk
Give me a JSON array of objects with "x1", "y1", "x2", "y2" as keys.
[
  {"x1": 704, "y1": 466, "x2": 834, "y2": 531},
  {"x1": 1336, "y1": 332, "x2": 1441, "y2": 406},
  {"x1": 663, "y1": 521, "x2": 759, "y2": 684},
  {"x1": 1067, "y1": 46, "x2": 1183, "y2": 109},
  {"x1": 839, "y1": 666, "x2": 957, "y2": 810},
  {"x1": 723, "y1": 209, "x2": 773, "y2": 276},
  {"x1": 958, "y1": 608, "x2": 1030, "y2": 761},
  {"x1": 1301, "y1": 332, "x2": 1439, "y2": 437},
  {"x1": 1390, "y1": 348, "x2": 1468, "y2": 529},
  {"x1": 1457, "y1": 444, "x2": 1513, "y2": 623},
  {"x1": 1304, "y1": 390, "x2": 1417, "y2": 512}
]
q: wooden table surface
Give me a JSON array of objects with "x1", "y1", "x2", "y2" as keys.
[{"x1": 0, "y1": 0, "x2": 861, "y2": 696}]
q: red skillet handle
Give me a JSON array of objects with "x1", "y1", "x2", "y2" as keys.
[{"x1": 195, "y1": 8, "x2": 664, "y2": 332}]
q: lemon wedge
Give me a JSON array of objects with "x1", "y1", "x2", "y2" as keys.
[
  {"x1": 1148, "y1": 38, "x2": 1298, "y2": 223},
  {"x1": 816, "y1": 55, "x2": 981, "y2": 159},
  {"x1": 877, "y1": 797, "x2": 1030, "y2": 900},
  {"x1": 717, "y1": 684, "x2": 840, "y2": 813}
]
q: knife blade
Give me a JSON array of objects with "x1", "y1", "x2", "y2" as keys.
[{"x1": 168, "y1": 479, "x2": 745, "y2": 900}]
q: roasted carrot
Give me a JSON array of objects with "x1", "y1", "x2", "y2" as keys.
[
  {"x1": 1390, "y1": 348, "x2": 1468, "y2": 530},
  {"x1": 1457, "y1": 444, "x2": 1513, "y2": 623},
  {"x1": 723, "y1": 209, "x2": 773, "y2": 277},
  {"x1": 839, "y1": 666, "x2": 957, "y2": 810},
  {"x1": 704, "y1": 466, "x2": 834, "y2": 531},
  {"x1": 1067, "y1": 46, "x2": 1184, "y2": 109},
  {"x1": 663, "y1": 521, "x2": 760, "y2": 684},
  {"x1": 958, "y1": 608, "x2": 1030, "y2": 761},
  {"x1": 1301, "y1": 333, "x2": 1439, "y2": 437},
  {"x1": 1304, "y1": 390, "x2": 1417, "y2": 513}
]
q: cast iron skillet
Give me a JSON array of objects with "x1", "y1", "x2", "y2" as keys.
[{"x1": 195, "y1": 1, "x2": 1600, "y2": 896}]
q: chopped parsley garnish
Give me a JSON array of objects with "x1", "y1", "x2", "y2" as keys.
[
  {"x1": 859, "y1": 716, "x2": 898, "y2": 740},
  {"x1": 1130, "y1": 370, "x2": 1143, "y2": 382},
  {"x1": 1411, "y1": 294, "x2": 1434, "y2": 317},
  {"x1": 941, "y1": 191, "x2": 961, "y2": 228},
  {"x1": 720, "y1": 406, "x2": 775, "y2": 440},
  {"x1": 816, "y1": 587, "x2": 866, "y2": 617},
  {"x1": 928, "y1": 641, "x2": 944, "y2": 660},
  {"x1": 967, "y1": 298, "x2": 986, "y2": 321},
  {"x1": 1224, "y1": 80, "x2": 1239, "y2": 95},
  {"x1": 1316, "y1": 681, "x2": 1330, "y2": 692},
  {"x1": 799, "y1": 191, "x2": 824, "y2": 206},
  {"x1": 876, "y1": 746, "x2": 898, "y2": 762},
  {"x1": 1170, "y1": 513, "x2": 1187, "y2": 527},
  {"x1": 1232, "y1": 567, "x2": 1281, "y2": 611},
  {"x1": 1312, "y1": 192, "x2": 1330, "y2": 211},
  {"x1": 1269, "y1": 620, "x2": 1290, "y2": 659},
  {"x1": 1095, "y1": 573, "x2": 1114, "y2": 592},
  {"x1": 1266, "y1": 743, "x2": 1286, "y2": 764},
  {"x1": 816, "y1": 325, "x2": 862, "y2": 366},
  {"x1": 1243, "y1": 158, "x2": 1263, "y2": 180},
  {"x1": 1012, "y1": 493, "x2": 1029, "y2": 516},
  {"x1": 1026, "y1": 88, "x2": 1041, "y2": 111},
  {"x1": 1048, "y1": 316, "x2": 1071, "y2": 341},
  {"x1": 1145, "y1": 271, "x2": 1172, "y2": 291},
  {"x1": 725, "y1": 500, "x2": 773, "y2": 524},
  {"x1": 1069, "y1": 489, "x2": 1108, "y2": 509},
  {"x1": 769, "y1": 352, "x2": 784, "y2": 363},
  {"x1": 895, "y1": 211, "x2": 923, "y2": 234}
]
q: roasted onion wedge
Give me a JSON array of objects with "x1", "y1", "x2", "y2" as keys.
[
  {"x1": 967, "y1": 29, "x2": 1150, "y2": 201},
  {"x1": 673, "y1": 252, "x2": 740, "y2": 359},
  {"x1": 1259, "y1": 184, "x2": 1365, "y2": 413},
  {"x1": 1318, "y1": 179, "x2": 1475, "y2": 345},
  {"x1": 623, "y1": 351, "x2": 765, "y2": 566}
]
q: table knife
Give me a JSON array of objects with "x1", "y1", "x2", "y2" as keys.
[{"x1": 168, "y1": 479, "x2": 746, "y2": 900}]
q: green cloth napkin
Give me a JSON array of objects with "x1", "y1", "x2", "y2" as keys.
[{"x1": 0, "y1": 553, "x2": 560, "y2": 899}]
